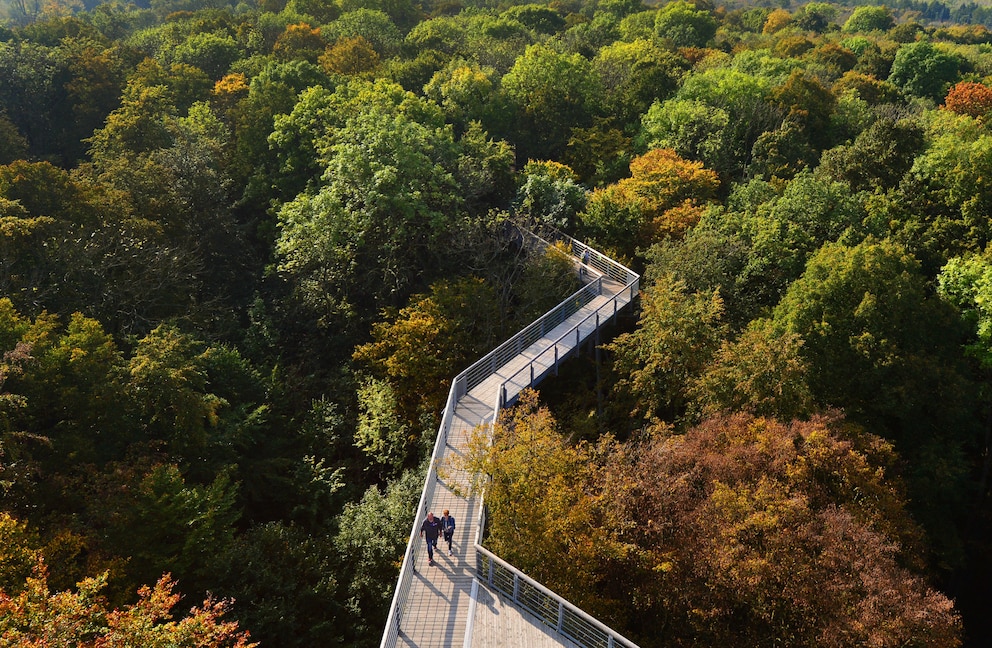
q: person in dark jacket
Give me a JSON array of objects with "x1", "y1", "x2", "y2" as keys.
[{"x1": 420, "y1": 511, "x2": 442, "y2": 566}]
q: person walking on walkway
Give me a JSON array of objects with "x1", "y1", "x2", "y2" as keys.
[
  {"x1": 441, "y1": 509, "x2": 456, "y2": 556},
  {"x1": 420, "y1": 511, "x2": 442, "y2": 566}
]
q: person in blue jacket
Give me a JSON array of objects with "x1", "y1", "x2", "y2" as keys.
[{"x1": 441, "y1": 509, "x2": 456, "y2": 556}]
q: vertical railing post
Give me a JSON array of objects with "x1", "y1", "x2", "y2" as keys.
[
  {"x1": 554, "y1": 345, "x2": 559, "y2": 376},
  {"x1": 557, "y1": 602, "x2": 565, "y2": 633},
  {"x1": 529, "y1": 364, "x2": 534, "y2": 387},
  {"x1": 513, "y1": 573, "x2": 520, "y2": 603}
]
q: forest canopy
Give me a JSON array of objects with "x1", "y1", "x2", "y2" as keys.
[{"x1": 2, "y1": 0, "x2": 992, "y2": 645}]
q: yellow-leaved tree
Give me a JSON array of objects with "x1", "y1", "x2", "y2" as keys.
[{"x1": 465, "y1": 390, "x2": 636, "y2": 622}]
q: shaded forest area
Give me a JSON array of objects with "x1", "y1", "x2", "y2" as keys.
[{"x1": 2, "y1": 0, "x2": 992, "y2": 645}]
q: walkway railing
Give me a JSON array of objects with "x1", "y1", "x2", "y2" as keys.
[
  {"x1": 380, "y1": 224, "x2": 639, "y2": 648},
  {"x1": 476, "y1": 547, "x2": 641, "y2": 648}
]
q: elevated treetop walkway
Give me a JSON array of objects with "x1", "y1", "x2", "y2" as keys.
[{"x1": 380, "y1": 226, "x2": 641, "y2": 648}]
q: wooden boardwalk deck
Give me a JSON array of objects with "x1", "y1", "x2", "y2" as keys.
[{"x1": 394, "y1": 277, "x2": 631, "y2": 648}]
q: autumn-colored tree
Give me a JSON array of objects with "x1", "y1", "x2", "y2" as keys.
[
  {"x1": 771, "y1": 70, "x2": 835, "y2": 148},
  {"x1": 0, "y1": 561, "x2": 256, "y2": 647},
  {"x1": 610, "y1": 148, "x2": 719, "y2": 245},
  {"x1": 762, "y1": 8, "x2": 791, "y2": 33},
  {"x1": 613, "y1": 413, "x2": 962, "y2": 648},
  {"x1": 353, "y1": 277, "x2": 501, "y2": 430},
  {"x1": 773, "y1": 35, "x2": 813, "y2": 59},
  {"x1": 626, "y1": 148, "x2": 718, "y2": 212},
  {"x1": 318, "y1": 35, "x2": 380, "y2": 76},
  {"x1": 0, "y1": 514, "x2": 37, "y2": 595},
  {"x1": 272, "y1": 23, "x2": 325, "y2": 63},
  {"x1": 577, "y1": 148, "x2": 720, "y2": 260},
  {"x1": 832, "y1": 70, "x2": 901, "y2": 105},
  {"x1": 943, "y1": 81, "x2": 992, "y2": 119},
  {"x1": 465, "y1": 390, "x2": 628, "y2": 618}
]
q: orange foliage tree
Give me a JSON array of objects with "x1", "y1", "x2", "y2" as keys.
[
  {"x1": 579, "y1": 149, "x2": 719, "y2": 258},
  {"x1": 943, "y1": 81, "x2": 992, "y2": 119},
  {"x1": 0, "y1": 561, "x2": 256, "y2": 647}
]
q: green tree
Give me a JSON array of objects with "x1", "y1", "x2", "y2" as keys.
[
  {"x1": 817, "y1": 117, "x2": 925, "y2": 192},
  {"x1": 171, "y1": 31, "x2": 240, "y2": 79},
  {"x1": 423, "y1": 60, "x2": 499, "y2": 133},
  {"x1": 842, "y1": 5, "x2": 895, "y2": 33},
  {"x1": 889, "y1": 110, "x2": 992, "y2": 269},
  {"x1": 655, "y1": 67, "x2": 780, "y2": 177},
  {"x1": 793, "y1": 1, "x2": 836, "y2": 33},
  {"x1": 101, "y1": 463, "x2": 240, "y2": 595},
  {"x1": 333, "y1": 466, "x2": 423, "y2": 642},
  {"x1": 653, "y1": 0, "x2": 716, "y2": 48},
  {"x1": 607, "y1": 275, "x2": 727, "y2": 423},
  {"x1": 772, "y1": 238, "x2": 975, "y2": 564},
  {"x1": 939, "y1": 251, "x2": 992, "y2": 367},
  {"x1": 321, "y1": 9, "x2": 402, "y2": 59},
  {"x1": 208, "y1": 522, "x2": 341, "y2": 648},
  {"x1": 500, "y1": 43, "x2": 603, "y2": 160},
  {"x1": 641, "y1": 98, "x2": 731, "y2": 173},
  {"x1": 888, "y1": 40, "x2": 963, "y2": 102},
  {"x1": 690, "y1": 317, "x2": 812, "y2": 421},
  {"x1": 733, "y1": 171, "x2": 869, "y2": 306},
  {"x1": 500, "y1": 4, "x2": 565, "y2": 35},
  {"x1": 0, "y1": 41, "x2": 67, "y2": 161},
  {"x1": 128, "y1": 324, "x2": 226, "y2": 456},
  {"x1": 515, "y1": 160, "x2": 588, "y2": 231},
  {"x1": 592, "y1": 39, "x2": 687, "y2": 128},
  {"x1": 274, "y1": 80, "x2": 511, "y2": 324}
]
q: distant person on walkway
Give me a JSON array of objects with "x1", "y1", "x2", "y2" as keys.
[
  {"x1": 420, "y1": 511, "x2": 441, "y2": 566},
  {"x1": 580, "y1": 249, "x2": 590, "y2": 279},
  {"x1": 441, "y1": 509, "x2": 456, "y2": 556}
]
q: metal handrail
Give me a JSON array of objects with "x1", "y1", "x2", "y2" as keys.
[
  {"x1": 380, "y1": 379, "x2": 458, "y2": 648},
  {"x1": 476, "y1": 546, "x2": 640, "y2": 648},
  {"x1": 380, "y1": 224, "x2": 640, "y2": 648},
  {"x1": 496, "y1": 275, "x2": 638, "y2": 409}
]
